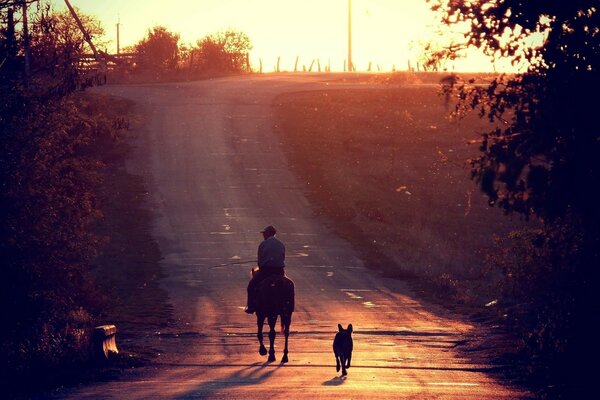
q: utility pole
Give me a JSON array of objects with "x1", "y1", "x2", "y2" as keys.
[
  {"x1": 64, "y1": 0, "x2": 98, "y2": 58},
  {"x1": 116, "y1": 18, "x2": 120, "y2": 54},
  {"x1": 22, "y1": 1, "x2": 31, "y2": 83},
  {"x1": 347, "y1": 0, "x2": 353, "y2": 72}
]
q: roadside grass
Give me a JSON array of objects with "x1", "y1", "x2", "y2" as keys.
[
  {"x1": 271, "y1": 76, "x2": 538, "y2": 392},
  {"x1": 272, "y1": 84, "x2": 526, "y2": 306},
  {"x1": 106, "y1": 69, "x2": 250, "y2": 85},
  {"x1": 3, "y1": 93, "x2": 171, "y2": 399}
]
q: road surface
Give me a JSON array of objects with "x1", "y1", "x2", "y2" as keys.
[{"x1": 60, "y1": 74, "x2": 527, "y2": 399}]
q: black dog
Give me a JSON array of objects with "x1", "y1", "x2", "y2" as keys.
[{"x1": 333, "y1": 323, "x2": 353, "y2": 376}]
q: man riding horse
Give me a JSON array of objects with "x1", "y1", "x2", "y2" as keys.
[{"x1": 244, "y1": 225, "x2": 285, "y2": 314}]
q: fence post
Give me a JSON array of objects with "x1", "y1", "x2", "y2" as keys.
[{"x1": 294, "y1": 56, "x2": 299, "y2": 72}]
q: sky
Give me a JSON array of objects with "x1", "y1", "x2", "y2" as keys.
[{"x1": 50, "y1": 0, "x2": 527, "y2": 73}]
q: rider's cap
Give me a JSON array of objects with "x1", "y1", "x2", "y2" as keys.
[{"x1": 261, "y1": 225, "x2": 277, "y2": 236}]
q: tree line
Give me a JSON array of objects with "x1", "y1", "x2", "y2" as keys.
[{"x1": 118, "y1": 26, "x2": 252, "y2": 80}]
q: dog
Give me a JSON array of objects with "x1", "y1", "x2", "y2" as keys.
[{"x1": 333, "y1": 323, "x2": 353, "y2": 376}]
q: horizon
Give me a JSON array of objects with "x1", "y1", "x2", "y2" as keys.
[{"x1": 52, "y1": 0, "x2": 538, "y2": 73}]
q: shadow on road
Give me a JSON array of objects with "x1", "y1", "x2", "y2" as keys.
[
  {"x1": 322, "y1": 376, "x2": 347, "y2": 386},
  {"x1": 173, "y1": 361, "x2": 282, "y2": 399},
  {"x1": 154, "y1": 362, "x2": 499, "y2": 373}
]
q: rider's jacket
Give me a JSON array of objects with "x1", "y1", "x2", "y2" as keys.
[{"x1": 258, "y1": 236, "x2": 285, "y2": 269}]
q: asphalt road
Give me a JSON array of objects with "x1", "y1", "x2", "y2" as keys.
[{"x1": 61, "y1": 74, "x2": 527, "y2": 399}]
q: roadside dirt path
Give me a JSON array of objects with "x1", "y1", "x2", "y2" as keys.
[{"x1": 59, "y1": 74, "x2": 527, "y2": 399}]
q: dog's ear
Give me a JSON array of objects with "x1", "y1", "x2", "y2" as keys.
[
  {"x1": 347, "y1": 324, "x2": 353, "y2": 333},
  {"x1": 338, "y1": 324, "x2": 343, "y2": 332}
]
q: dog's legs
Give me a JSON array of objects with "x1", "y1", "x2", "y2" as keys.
[
  {"x1": 281, "y1": 314, "x2": 290, "y2": 363},
  {"x1": 346, "y1": 352, "x2": 352, "y2": 369},
  {"x1": 267, "y1": 315, "x2": 277, "y2": 362},
  {"x1": 335, "y1": 354, "x2": 341, "y2": 372},
  {"x1": 340, "y1": 354, "x2": 347, "y2": 376},
  {"x1": 257, "y1": 314, "x2": 267, "y2": 356}
]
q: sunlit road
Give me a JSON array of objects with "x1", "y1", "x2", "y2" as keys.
[{"x1": 60, "y1": 74, "x2": 527, "y2": 399}]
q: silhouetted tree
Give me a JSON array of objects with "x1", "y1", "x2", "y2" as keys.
[
  {"x1": 193, "y1": 29, "x2": 252, "y2": 73},
  {"x1": 1, "y1": 2, "x2": 122, "y2": 390},
  {"x1": 135, "y1": 26, "x2": 180, "y2": 72},
  {"x1": 429, "y1": 1, "x2": 599, "y2": 221},
  {"x1": 428, "y1": 1, "x2": 599, "y2": 397}
]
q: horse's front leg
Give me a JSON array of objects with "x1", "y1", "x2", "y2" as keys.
[
  {"x1": 257, "y1": 314, "x2": 267, "y2": 356},
  {"x1": 281, "y1": 313, "x2": 291, "y2": 363},
  {"x1": 267, "y1": 315, "x2": 277, "y2": 362}
]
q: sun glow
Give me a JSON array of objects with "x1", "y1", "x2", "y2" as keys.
[{"x1": 52, "y1": 0, "x2": 521, "y2": 72}]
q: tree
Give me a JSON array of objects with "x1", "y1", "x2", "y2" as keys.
[
  {"x1": 1, "y1": 2, "x2": 106, "y2": 90},
  {"x1": 427, "y1": 1, "x2": 600, "y2": 397},
  {"x1": 1, "y1": 2, "x2": 123, "y2": 388},
  {"x1": 193, "y1": 29, "x2": 252, "y2": 73},
  {"x1": 428, "y1": 1, "x2": 599, "y2": 221},
  {"x1": 135, "y1": 26, "x2": 180, "y2": 72},
  {"x1": 30, "y1": 6, "x2": 106, "y2": 88}
]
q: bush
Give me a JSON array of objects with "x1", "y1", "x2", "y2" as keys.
[
  {"x1": 0, "y1": 2, "x2": 125, "y2": 389},
  {"x1": 486, "y1": 220, "x2": 594, "y2": 396}
]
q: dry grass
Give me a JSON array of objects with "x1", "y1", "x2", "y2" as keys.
[{"x1": 273, "y1": 85, "x2": 525, "y2": 303}]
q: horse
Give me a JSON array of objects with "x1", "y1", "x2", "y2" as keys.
[{"x1": 254, "y1": 273, "x2": 295, "y2": 363}]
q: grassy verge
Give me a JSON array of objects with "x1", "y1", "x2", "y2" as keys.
[
  {"x1": 271, "y1": 82, "x2": 532, "y2": 386},
  {"x1": 1, "y1": 91, "x2": 170, "y2": 399},
  {"x1": 273, "y1": 86, "x2": 522, "y2": 287},
  {"x1": 105, "y1": 69, "x2": 250, "y2": 85}
]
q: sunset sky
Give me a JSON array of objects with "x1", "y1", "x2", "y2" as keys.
[{"x1": 51, "y1": 0, "x2": 529, "y2": 72}]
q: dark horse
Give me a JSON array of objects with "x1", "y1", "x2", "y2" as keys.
[{"x1": 253, "y1": 271, "x2": 295, "y2": 363}]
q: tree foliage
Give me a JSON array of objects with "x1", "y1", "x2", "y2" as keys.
[
  {"x1": 186, "y1": 29, "x2": 252, "y2": 73},
  {"x1": 135, "y1": 26, "x2": 180, "y2": 72},
  {"x1": 428, "y1": 1, "x2": 600, "y2": 396},
  {"x1": 429, "y1": 1, "x2": 599, "y2": 222},
  {"x1": 1, "y1": 2, "x2": 124, "y2": 386}
]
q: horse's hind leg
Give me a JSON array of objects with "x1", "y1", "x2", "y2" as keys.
[
  {"x1": 257, "y1": 315, "x2": 267, "y2": 356},
  {"x1": 267, "y1": 315, "x2": 277, "y2": 362},
  {"x1": 281, "y1": 314, "x2": 291, "y2": 363}
]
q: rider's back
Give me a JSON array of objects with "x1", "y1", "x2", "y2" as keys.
[{"x1": 256, "y1": 275, "x2": 295, "y2": 314}]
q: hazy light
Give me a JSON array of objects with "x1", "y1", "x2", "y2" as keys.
[{"x1": 51, "y1": 0, "x2": 525, "y2": 72}]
